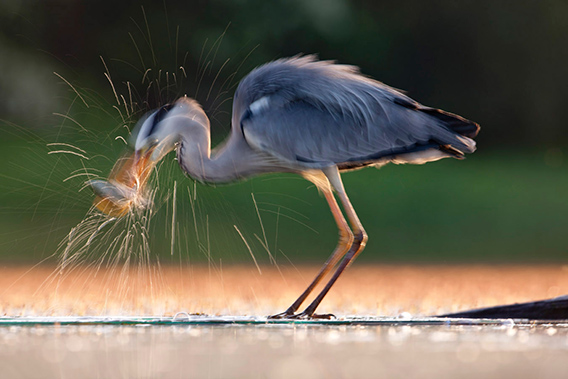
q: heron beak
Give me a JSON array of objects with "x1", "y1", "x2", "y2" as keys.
[{"x1": 88, "y1": 147, "x2": 157, "y2": 217}]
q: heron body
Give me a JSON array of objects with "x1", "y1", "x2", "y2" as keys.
[{"x1": 98, "y1": 55, "x2": 479, "y2": 318}]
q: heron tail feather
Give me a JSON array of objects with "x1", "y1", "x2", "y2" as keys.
[{"x1": 421, "y1": 107, "x2": 480, "y2": 139}]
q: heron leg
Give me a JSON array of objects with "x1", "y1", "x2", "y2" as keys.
[
  {"x1": 292, "y1": 167, "x2": 368, "y2": 319},
  {"x1": 268, "y1": 173, "x2": 354, "y2": 319}
]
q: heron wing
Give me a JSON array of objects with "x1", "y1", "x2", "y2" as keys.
[
  {"x1": 241, "y1": 87, "x2": 476, "y2": 168},
  {"x1": 236, "y1": 56, "x2": 478, "y2": 168}
]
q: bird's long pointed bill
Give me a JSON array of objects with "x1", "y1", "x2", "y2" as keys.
[{"x1": 88, "y1": 149, "x2": 156, "y2": 217}]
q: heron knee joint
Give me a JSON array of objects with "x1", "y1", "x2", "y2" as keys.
[
  {"x1": 339, "y1": 230, "x2": 354, "y2": 245},
  {"x1": 354, "y1": 230, "x2": 368, "y2": 247}
]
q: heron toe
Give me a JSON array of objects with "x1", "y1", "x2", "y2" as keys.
[
  {"x1": 267, "y1": 310, "x2": 295, "y2": 319},
  {"x1": 289, "y1": 311, "x2": 336, "y2": 320},
  {"x1": 268, "y1": 310, "x2": 336, "y2": 320}
]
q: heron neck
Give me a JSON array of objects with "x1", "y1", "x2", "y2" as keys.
[{"x1": 178, "y1": 130, "x2": 261, "y2": 184}]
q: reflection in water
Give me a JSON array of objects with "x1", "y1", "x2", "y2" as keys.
[{"x1": 1, "y1": 321, "x2": 568, "y2": 378}]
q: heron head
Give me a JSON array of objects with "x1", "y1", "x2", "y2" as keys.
[
  {"x1": 89, "y1": 97, "x2": 207, "y2": 216},
  {"x1": 133, "y1": 97, "x2": 209, "y2": 165}
]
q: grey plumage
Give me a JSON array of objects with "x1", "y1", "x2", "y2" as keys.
[
  {"x1": 234, "y1": 55, "x2": 478, "y2": 172},
  {"x1": 129, "y1": 55, "x2": 480, "y2": 318}
]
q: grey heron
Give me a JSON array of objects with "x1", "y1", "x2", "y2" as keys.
[{"x1": 91, "y1": 55, "x2": 480, "y2": 319}]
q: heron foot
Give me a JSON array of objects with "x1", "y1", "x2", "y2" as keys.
[
  {"x1": 289, "y1": 312, "x2": 336, "y2": 320},
  {"x1": 267, "y1": 311, "x2": 295, "y2": 319},
  {"x1": 267, "y1": 311, "x2": 336, "y2": 320}
]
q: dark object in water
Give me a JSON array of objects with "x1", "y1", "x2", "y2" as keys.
[{"x1": 438, "y1": 295, "x2": 568, "y2": 320}]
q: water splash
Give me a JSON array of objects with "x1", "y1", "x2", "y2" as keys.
[{"x1": 24, "y1": 17, "x2": 319, "y2": 317}]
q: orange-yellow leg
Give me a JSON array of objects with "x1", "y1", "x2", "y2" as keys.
[
  {"x1": 268, "y1": 173, "x2": 353, "y2": 319},
  {"x1": 290, "y1": 167, "x2": 368, "y2": 319}
]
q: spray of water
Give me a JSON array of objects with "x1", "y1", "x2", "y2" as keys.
[
  {"x1": 5, "y1": 9, "x2": 322, "y2": 316},
  {"x1": 31, "y1": 13, "x2": 259, "y2": 315}
]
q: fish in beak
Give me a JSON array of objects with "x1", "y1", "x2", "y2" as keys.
[
  {"x1": 87, "y1": 100, "x2": 187, "y2": 216},
  {"x1": 88, "y1": 148, "x2": 156, "y2": 216}
]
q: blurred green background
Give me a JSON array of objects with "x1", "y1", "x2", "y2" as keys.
[{"x1": 1, "y1": 0, "x2": 567, "y2": 265}]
